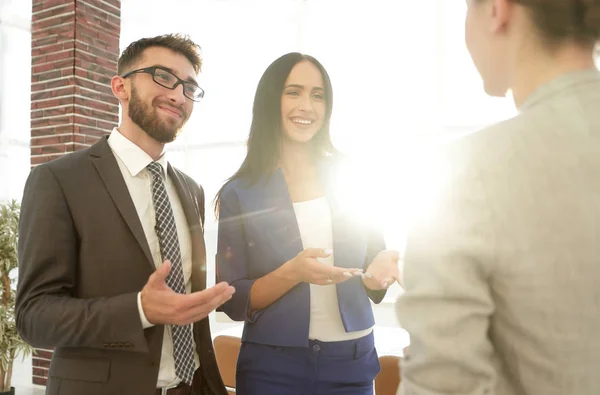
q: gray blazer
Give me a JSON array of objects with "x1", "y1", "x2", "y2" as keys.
[{"x1": 397, "y1": 68, "x2": 600, "y2": 395}]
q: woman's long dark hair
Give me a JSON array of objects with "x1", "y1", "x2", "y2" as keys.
[{"x1": 214, "y1": 53, "x2": 338, "y2": 215}]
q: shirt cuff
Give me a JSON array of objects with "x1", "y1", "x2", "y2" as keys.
[
  {"x1": 397, "y1": 259, "x2": 405, "y2": 288},
  {"x1": 137, "y1": 292, "x2": 154, "y2": 329}
]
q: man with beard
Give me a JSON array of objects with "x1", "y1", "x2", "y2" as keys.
[{"x1": 15, "y1": 34, "x2": 235, "y2": 395}]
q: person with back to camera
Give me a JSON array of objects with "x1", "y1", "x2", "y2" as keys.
[{"x1": 397, "y1": 1, "x2": 600, "y2": 394}]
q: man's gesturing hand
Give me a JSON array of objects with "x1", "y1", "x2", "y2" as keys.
[{"x1": 141, "y1": 260, "x2": 235, "y2": 326}]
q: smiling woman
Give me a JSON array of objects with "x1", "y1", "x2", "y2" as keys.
[
  {"x1": 213, "y1": 52, "x2": 401, "y2": 395},
  {"x1": 280, "y1": 61, "x2": 326, "y2": 145},
  {"x1": 212, "y1": 52, "x2": 336, "y2": 194}
]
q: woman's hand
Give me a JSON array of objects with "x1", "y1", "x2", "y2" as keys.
[
  {"x1": 280, "y1": 248, "x2": 363, "y2": 285},
  {"x1": 362, "y1": 250, "x2": 402, "y2": 291}
]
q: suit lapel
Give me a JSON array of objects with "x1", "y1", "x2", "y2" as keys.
[
  {"x1": 90, "y1": 137, "x2": 154, "y2": 270},
  {"x1": 167, "y1": 166, "x2": 207, "y2": 293},
  {"x1": 167, "y1": 168, "x2": 216, "y2": 375},
  {"x1": 250, "y1": 169, "x2": 304, "y2": 264},
  {"x1": 167, "y1": 165, "x2": 202, "y2": 231},
  {"x1": 322, "y1": 163, "x2": 366, "y2": 270},
  {"x1": 320, "y1": 162, "x2": 367, "y2": 320}
]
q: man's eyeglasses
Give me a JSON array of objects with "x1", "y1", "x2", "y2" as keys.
[{"x1": 121, "y1": 66, "x2": 205, "y2": 102}]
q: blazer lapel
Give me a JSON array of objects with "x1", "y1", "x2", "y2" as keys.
[
  {"x1": 89, "y1": 136, "x2": 154, "y2": 269},
  {"x1": 273, "y1": 173, "x2": 305, "y2": 263},
  {"x1": 320, "y1": 161, "x2": 369, "y2": 326},
  {"x1": 320, "y1": 161, "x2": 367, "y2": 270},
  {"x1": 167, "y1": 166, "x2": 207, "y2": 293},
  {"x1": 245, "y1": 169, "x2": 304, "y2": 265}
]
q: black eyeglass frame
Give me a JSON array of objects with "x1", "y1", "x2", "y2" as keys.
[{"x1": 120, "y1": 66, "x2": 205, "y2": 102}]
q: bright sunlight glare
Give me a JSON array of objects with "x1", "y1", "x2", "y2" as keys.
[{"x1": 332, "y1": 139, "x2": 453, "y2": 257}]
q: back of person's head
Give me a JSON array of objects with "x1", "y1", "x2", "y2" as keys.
[
  {"x1": 466, "y1": 0, "x2": 600, "y2": 100},
  {"x1": 519, "y1": 0, "x2": 600, "y2": 48},
  {"x1": 117, "y1": 34, "x2": 202, "y2": 75}
]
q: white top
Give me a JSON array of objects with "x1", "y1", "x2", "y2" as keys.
[
  {"x1": 293, "y1": 197, "x2": 373, "y2": 342},
  {"x1": 108, "y1": 128, "x2": 200, "y2": 388}
]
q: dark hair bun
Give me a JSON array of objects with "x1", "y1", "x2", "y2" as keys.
[
  {"x1": 522, "y1": 0, "x2": 600, "y2": 45},
  {"x1": 582, "y1": 0, "x2": 600, "y2": 39}
]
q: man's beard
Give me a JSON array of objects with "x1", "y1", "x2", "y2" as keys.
[{"x1": 128, "y1": 86, "x2": 187, "y2": 143}]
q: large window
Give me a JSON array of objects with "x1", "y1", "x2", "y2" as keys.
[
  {"x1": 121, "y1": 0, "x2": 519, "y2": 330},
  {"x1": 0, "y1": 0, "x2": 31, "y2": 202}
]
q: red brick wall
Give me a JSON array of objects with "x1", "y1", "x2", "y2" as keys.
[
  {"x1": 29, "y1": 0, "x2": 120, "y2": 385},
  {"x1": 31, "y1": 0, "x2": 120, "y2": 167}
]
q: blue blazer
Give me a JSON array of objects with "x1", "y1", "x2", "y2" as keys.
[{"x1": 216, "y1": 164, "x2": 386, "y2": 347}]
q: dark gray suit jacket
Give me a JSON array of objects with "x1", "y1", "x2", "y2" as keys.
[{"x1": 16, "y1": 136, "x2": 227, "y2": 395}]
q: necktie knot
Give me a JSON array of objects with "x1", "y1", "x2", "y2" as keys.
[{"x1": 147, "y1": 161, "x2": 163, "y2": 179}]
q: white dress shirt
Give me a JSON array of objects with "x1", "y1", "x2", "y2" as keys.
[
  {"x1": 293, "y1": 197, "x2": 373, "y2": 342},
  {"x1": 107, "y1": 128, "x2": 200, "y2": 388}
]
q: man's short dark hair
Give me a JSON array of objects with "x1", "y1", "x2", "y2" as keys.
[{"x1": 117, "y1": 34, "x2": 202, "y2": 75}]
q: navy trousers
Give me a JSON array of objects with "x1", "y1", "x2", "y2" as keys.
[{"x1": 236, "y1": 332, "x2": 380, "y2": 395}]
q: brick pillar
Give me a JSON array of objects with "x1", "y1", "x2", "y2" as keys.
[{"x1": 29, "y1": 0, "x2": 120, "y2": 386}]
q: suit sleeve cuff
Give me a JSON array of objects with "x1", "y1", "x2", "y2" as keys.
[
  {"x1": 137, "y1": 292, "x2": 154, "y2": 329},
  {"x1": 246, "y1": 284, "x2": 264, "y2": 324},
  {"x1": 222, "y1": 278, "x2": 264, "y2": 323}
]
